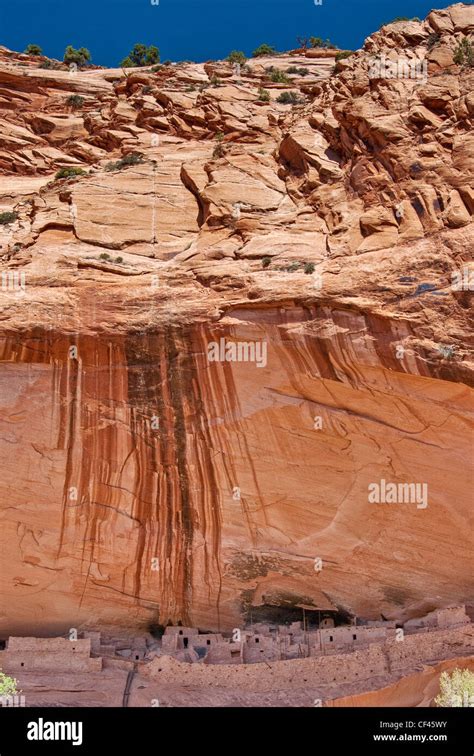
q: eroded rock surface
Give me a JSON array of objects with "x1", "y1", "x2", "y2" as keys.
[{"x1": 0, "y1": 5, "x2": 473, "y2": 635}]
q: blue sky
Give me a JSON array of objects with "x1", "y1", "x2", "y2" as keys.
[{"x1": 0, "y1": 0, "x2": 454, "y2": 66}]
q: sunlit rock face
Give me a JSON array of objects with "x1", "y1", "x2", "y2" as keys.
[
  {"x1": 0, "y1": 5, "x2": 473, "y2": 635},
  {"x1": 1, "y1": 304, "x2": 472, "y2": 634}
]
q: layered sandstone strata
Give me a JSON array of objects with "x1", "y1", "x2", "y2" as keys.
[{"x1": 0, "y1": 5, "x2": 473, "y2": 636}]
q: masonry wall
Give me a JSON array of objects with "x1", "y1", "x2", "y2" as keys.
[
  {"x1": 205, "y1": 645, "x2": 241, "y2": 664},
  {"x1": 387, "y1": 625, "x2": 474, "y2": 671},
  {"x1": 146, "y1": 625, "x2": 473, "y2": 692},
  {"x1": 163, "y1": 628, "x2": 199, "y2": 637},
  {"x1": 161, "y1": 636, "x2": 179, "y2": 652},
  {"x1": 320, "y1": 626, "x2": 391, "y2": 648},
  {"x1": 160, "y1": 625, "x2": 398, "y2": 665},
  {"x1": 404, "y1": 606, "x2": 470, "y2": 632},
  {"x1": 7, "y1": 637, "x2": 91, "y2": 654},
  {"x1": 236, "y1": 625, "x2": 395, "y2": 664},
  {"x1": 436, "y1": 607, "x2": 470, "y2": 628},
  {"x1": 0, "y1": 636, "x2": 102, "y2": 672},
  {"x1": 145, "y1": 644, "x2": 387, "y2": 691},
  {"x1": 82, "y1": 631, "x2": 101, "y2": 654},
  {"x1": 0, "y1": 650, "x2": 102, "y2": 673}
]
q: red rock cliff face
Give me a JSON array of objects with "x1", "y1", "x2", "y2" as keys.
[{"x1": 0, "y1": 5, "x2": 473, "y2": 634}]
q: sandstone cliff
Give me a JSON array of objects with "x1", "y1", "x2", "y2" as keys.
[{"x1": 0, "y1": 4, "x2": 472, "y2": 635}]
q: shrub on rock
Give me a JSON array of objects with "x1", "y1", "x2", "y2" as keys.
[
  {"x1": 0, "y1": 211, "x2": 18, "y2": 225},
  {"x1": 66, "y1": 95, "x2": 85, "y2": 109},
  {"x1": 63, "y1": 45, "x2": 91, "y2": 68},
  {"x1": 24, "y1": 44, "x2": 42, "y2": 56},
  {"x1": 121, "y1": 44, "x2": 160, "y2": 68},
  {"x1": 252, "y1": 44, "x2": 276, "y2": 57},
  {"x1": 277, "y1": 91, "x2": 302, "y2": 105},
  {"x1": 227, "y1": 50, "x2": 247, "y2": 65},
  {"x1": 55, "y1": 167, "x2": 87, "y2": 179}
]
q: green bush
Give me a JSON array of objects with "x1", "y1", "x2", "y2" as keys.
[
  {"x1": 0, "y1": 671, "x2": 18, "y2": 697},
  {"x1": 120, "y1": 44, "x2": 160, "y2": 68},
  {"x1": 304, "y1": 262, "x2": 315, "y2": 274},
  {"x1": 227, "y1": 50, "x2": 247, "y2": 65},
  {"x1": 286, "y1": 66, "x2": 310, "y2": 76},
  {"x1": 24, "y1": 44, "x2": 42, "y2": 56},
  {"x1": 286, "y1": 262, "x2": 301, "y2": 272},
  {"x1": 150, "y1": 64, "x2": 162, "y2": 73},
  {"x1": 262, "y1": 256, "x2": 272, "y2": 268},
  {"x1": 310, "y1": 37, "x2": 337, "y2": 49},
  {"x1": 335, "y1": 51, "x2": 353, "y2": 62},
  {"x1": 277, "y1": 91, "x2": 302, "y2": 105},
  {"x1": 252, "y1": 43, "x2": 276, "y2": 57},
  {"x1": 55, "y1": 167, "x2": 86, "y2": 179},
  {"x1": 453, "y1": 38, "x2": 474, "y2": 67},
  {"x1": 63, "y1": 46, "x2": 91, "y2": 68},
  {"x1": 210, "y1": 76, "x2": 221, "y2": 86},
  {"x1": 213, "y1": 133, "x2": 225, "y2": 158},
  {"x1": 435, "y1": 668, "x2": 474, "y2": 706},
  {"x1": 66, "y1": 94, "x2": 85, "y2": 109},
  {"x1": 115, "y1": 256, "x2": 124, "y2": 264},
  {"x1": 105, "y1": 152, "x2": 144, "y2": 171},
  {"x1": 427, "y1": 32, "x2": 441, "y2": 51},
  {"x1": 99, "y1": 253, "x2": 111, "y2": 261},
  {"x1": 270, "y1": 69, "x2": 290, "y2": 83},
  {"x1": 257, "y1": 87, "x2": 271, "y2": 102},
  {"x1": 0, "y1": 211, "x2": 18, "y2": 225}
]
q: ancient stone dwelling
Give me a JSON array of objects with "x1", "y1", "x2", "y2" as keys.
[
  {"x1": 159, "y1": 620, "x2": 396, "y2": 664},
  {"x1": 143, "y1": 619, "x2": 474, "y2": 699},
  {"x1": 0, "y1": 606, "x2": 471, "y2": 679},
  {"x1": 154, "y1": 605, "x2": 472, "y2": 665},
  {"x1": 0, "y1": 637, "x2": 102, "y2": 673}
]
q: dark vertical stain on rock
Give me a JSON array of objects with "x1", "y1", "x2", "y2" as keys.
[{"x1": 164, "y1": 328, "x2": 194, "y2": 624}]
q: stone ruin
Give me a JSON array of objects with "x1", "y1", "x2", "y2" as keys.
[
  {"x1": 157, "y1": 619, "x2": 398, "y2": 664},
  {"x1": 403, "y1": 605, "x2": 471, "y2": 632},
  {"x1": 154, "y1": 605, "x2": 472, "y2": 665},
  {"x1": 0, "y1": 606, "x2": 470, "y2": 675},
  {"x1": 0, "y1": 636, "x2": 102, "y2": 673},
  {"x1": 161, "y1": 626, "x2": 228, "y2": 662}
]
